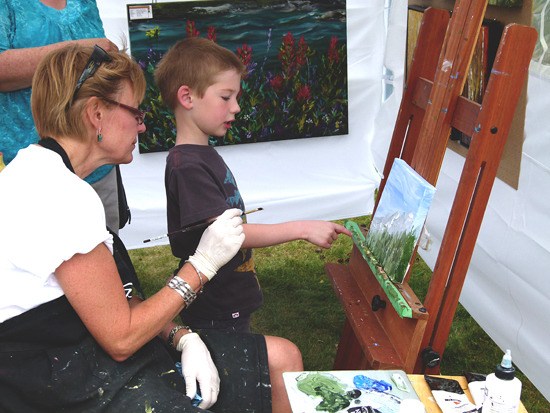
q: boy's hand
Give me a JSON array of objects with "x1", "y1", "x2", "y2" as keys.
[
  {"x1": 305, "y1": 221, "x2": 352, "y2": 249},
  {"x1": 188, "y1": 208, "x2": 245, "y2": 280}
]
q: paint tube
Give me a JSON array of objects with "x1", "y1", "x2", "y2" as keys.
[
  {"x1": 464, "y1": 372, "x2": 487, "y2": 409},
  {"x1": 175, "y1": 362, "x2": 203, "y2": 406},
  {"x1": 424, "y1": 375, "x2": 479, "y2": 413}
]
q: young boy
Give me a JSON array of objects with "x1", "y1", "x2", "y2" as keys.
[{"x1": 155, "y1": 37, "x2": 351, "y2": 333}]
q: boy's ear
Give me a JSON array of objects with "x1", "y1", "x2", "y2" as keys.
[{"x1": 177, "y1": 85, "x2": 193, "y2": 109}]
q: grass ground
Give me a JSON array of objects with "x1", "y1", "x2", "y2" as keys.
[{"x1": 129, "y1": 216, "x2": 549, "y2": 412}]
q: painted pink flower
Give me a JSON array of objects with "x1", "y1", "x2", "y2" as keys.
[
  {"x1": 207, "y1": 26, "x2": 217, "y2": 42},
  {"x1": 296, "y1": 84, "x2": 311, "y2": 102},
  {"x1": 186, "y1": 20, "x2": 199, "y2": 37},
  {"x1": 278, "y1": 32, "x2": 296, "y2": 77},
  {"x1": 296, "y1": 36, "x2": 309, "y2": 67},
  {"x1": 270, "y1": 74, "x2": 284, "y2": 92},
  {"x1": 237, "y1": 43, "x2": 253, "y2": 68},
  {"x1": 328, "y1": 36, "x2": 339, "y2": 63}
]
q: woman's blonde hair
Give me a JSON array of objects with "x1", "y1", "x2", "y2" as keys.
[
  {"x1": 155, "y1": 37, "x2": 246, "y2": 112},
  {"x1": 31, "y1": 44, "x2": 146, "y2": 140}
]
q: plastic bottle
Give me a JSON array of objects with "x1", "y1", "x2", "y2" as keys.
[{"x1": 482, "y1": 349, "x2": 522, "y2": 413}]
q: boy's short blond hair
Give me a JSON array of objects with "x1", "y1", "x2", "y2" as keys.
[
  {"x1": 31, "y1": 44, "x2": 145, "y2": 141},
  {"x1": 155, "y1": 37, "x2": 246, "y2": 112}
]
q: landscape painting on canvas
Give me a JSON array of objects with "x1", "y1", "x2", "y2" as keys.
[{"x1": 365, "y1": 158, "x2": 436, "y2": 284}]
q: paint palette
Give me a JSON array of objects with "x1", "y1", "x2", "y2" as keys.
[{"x1": 283, "y1": 370, "x2": 421, "y2": 413}]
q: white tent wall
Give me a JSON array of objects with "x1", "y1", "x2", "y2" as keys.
[{"x1": 98, "y1": 0, "x2": 550, "y2": 402}]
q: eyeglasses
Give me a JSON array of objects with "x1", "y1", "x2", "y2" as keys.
[
  {"x1": 102, "y1": 97, "x2": 146, "y2": 125},
  {"x1": 72, "y1": 45, "x2": 112, "y2": 102}
]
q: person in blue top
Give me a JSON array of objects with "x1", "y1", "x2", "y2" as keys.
[{"x1": 0, "y1": 0, "x2": 126, "y2": 232}]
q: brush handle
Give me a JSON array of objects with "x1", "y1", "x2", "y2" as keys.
[{"x1": 142, "y1": 207, "x2": 263, "y2": 243}]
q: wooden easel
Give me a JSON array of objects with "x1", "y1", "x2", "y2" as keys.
[{"x1": 326, "y1": 0, "x2": 536, "y2": 373}]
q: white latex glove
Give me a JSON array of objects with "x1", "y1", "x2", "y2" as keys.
[
  {"x1": 188, "y1": 208, "x2": 245, "y2": 280},
  {"x1": 177, "y1": 332, "x2": 220, "y2": 409}
]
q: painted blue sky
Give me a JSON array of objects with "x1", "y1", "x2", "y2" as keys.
[{"x1": 374, "y1": 158, "x2": 436, "y2": 233}]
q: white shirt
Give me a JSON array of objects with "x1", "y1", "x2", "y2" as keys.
[{"x1": 0, "y1": 145, "x2": 113, "y2": 323}]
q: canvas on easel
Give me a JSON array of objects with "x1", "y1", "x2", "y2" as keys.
[{"x1": 364, "y1": 158, "x2": 435, "y2": 284}]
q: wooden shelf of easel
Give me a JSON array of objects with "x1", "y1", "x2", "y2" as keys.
[
  {"x1": 327, "y1": 242, "x2": 428, "y2": 372},
  {"x1": 326, "y1": 0, "x2": 537, "y2": 373}
]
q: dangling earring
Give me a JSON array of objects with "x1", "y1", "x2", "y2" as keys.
[{"x1": 97, "y1": 127, "x2": 103, "y2": 142}]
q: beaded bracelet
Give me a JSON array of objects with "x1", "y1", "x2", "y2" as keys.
[
  {"x1": 168, "y1": 275, "x2": 197, "y2": 306},
  {"x1": 168, "y1": 325, "x2": 191, "y2": 349}
]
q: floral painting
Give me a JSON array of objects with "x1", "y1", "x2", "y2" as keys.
[
  {"x1": 127, "y1": 1, "x2": 348, "y2": 153},
  {"x1": 365, "y1": 158, "x2": 436, "y2": 284}
]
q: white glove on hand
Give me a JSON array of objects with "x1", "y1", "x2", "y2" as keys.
[
  {"x1": 188, "y1": 208, "x2": 245, "y2": 280},
  {"x1": 177, "y1": 332, "x2": 220, "y2": 409}
]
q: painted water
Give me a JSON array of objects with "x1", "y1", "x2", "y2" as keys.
[{"x1": 129, "y1": 1, "x2": 346, "y2": 73}]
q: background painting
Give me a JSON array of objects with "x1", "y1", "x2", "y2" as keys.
[{"x1": 128, "y1": 1, "x2": 348, "y2": 153}]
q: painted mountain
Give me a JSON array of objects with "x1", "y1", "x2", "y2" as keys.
[{"x1": 365, "y1": 158, "x2": 436, "y2": 283}]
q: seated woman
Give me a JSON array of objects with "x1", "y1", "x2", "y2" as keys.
[{"x1": 0, "y1": 44, "x2": 302, "y2": 413}]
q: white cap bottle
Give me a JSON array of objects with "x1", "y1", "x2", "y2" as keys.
[{"x1": 482, "y1": 349, "x2": 522, "y2": 412}]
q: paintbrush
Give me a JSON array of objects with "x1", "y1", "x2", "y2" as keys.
[{"x1": 142, "y1": 207, "x2": 263, "y2": 243}]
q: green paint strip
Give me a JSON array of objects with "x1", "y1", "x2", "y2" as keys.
[{"x1": 345, "y1": 220, "x2": 412, "y2": 318}]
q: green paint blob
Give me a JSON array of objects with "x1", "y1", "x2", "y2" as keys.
[{"x1": 296, "y1": 372, "x2": 352, "y2": 412}]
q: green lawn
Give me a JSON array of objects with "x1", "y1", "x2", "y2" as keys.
[{"x1": 129, "y1": 217, "x2": 549, "y2": 412}]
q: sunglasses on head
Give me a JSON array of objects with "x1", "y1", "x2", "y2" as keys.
[
  {"x1": 71, "y1": 45, "x2": 146, "y2": 125},
  {"x1": 72, "y1": 45, "x2": 112, "y2": 102}
]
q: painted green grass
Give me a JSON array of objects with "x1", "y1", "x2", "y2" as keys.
[{"x1": 129, "y1": 216, "x2": 549, "y2": 412}]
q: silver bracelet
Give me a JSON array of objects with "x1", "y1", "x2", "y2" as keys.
[
  {"x1": 185, "y1": 259, "x2": 205, "y2": 293},
  {"x1": 167, "y1": 325, "x2": 191, "y2": 349},
  {"x1": 168, "y1": 276, "x2": 197, "y2": 306}
]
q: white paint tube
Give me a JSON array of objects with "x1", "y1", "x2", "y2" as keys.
[
  {"x1": 424, "y1": 375, "x2": 479, "y2": 413},
  {"x1": 464, "y1": 372, "x2": 487, "y2": 410}
]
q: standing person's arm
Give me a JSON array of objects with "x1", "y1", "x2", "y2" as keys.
[{"x1": 0, "y1": 38, "x2": 118, "y2": 92}]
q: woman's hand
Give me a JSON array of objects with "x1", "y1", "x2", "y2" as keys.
[
  {"x1": 177, "y1": 333, "x2": 220, "y2": 409},
  {"x1": 187, "y1": 208, "x2": 245, "y2": 280}
]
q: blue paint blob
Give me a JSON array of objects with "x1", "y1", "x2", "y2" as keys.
[{"x1": 353, "y1": 375, "x2": 392, "y2": 393}]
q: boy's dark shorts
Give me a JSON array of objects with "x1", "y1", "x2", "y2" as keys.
[{"x1": 199, "y1": 330, "x2": 272, "y2": 413}]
